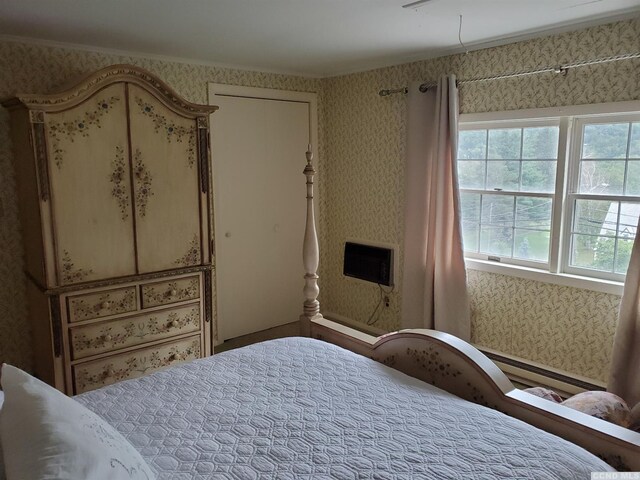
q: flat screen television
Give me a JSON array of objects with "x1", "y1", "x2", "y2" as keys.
[{"x1": 343, "y1": 242, "x2": 394, "y2": 286}]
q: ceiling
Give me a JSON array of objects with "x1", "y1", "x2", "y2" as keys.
[{"x1": 1, "y1": 0, "x2": 639, "y2": 77}]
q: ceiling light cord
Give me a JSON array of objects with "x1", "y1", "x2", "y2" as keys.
[{"x1": 458, "y1": 14, "x2": 468, "y2": 55}]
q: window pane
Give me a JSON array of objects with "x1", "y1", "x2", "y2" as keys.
[
  {"x1": 630, "y1": 123, "x2": 640, "y2": 159},
  {"x1": 488, "y1": 129, "x2": 521, "y2": 160},
  {"x1": 462, "y1": 222, "x2": 479, "y2": 252},
  {"x1": 573, "y1": 200, "x2": 617, "y2": 236},
  {"x1": 521, "y1": 160, "x2": 556, "y2": 193},
  {"x1": 582, "y1": 123, "x2": 629, "y2": 159},
  {"x1": 460, "y1": 193, "x2": 481, "y2": 222},
  {"x1": 458, "y1": 130, "x2": 486, "y2": 159},
  {"x1": 481, "y1": 195, "x2": 514, "y2": 226},
  {"x1": 480, "y1": 227, "x2": 513, "y2": 257},
  {"x1": 458, "y1": 161, "x2": 485, "y2": 189},
  {"x1": 571, "y1": 234, "x2": 614, "y2": 271},
  {"x1": 515, "y1": 197, "x2": 552, "y2": 229},
  {"x1": 514, "y1": 229, "x2": 550, "y2": 262},
  {"x1": 618, "y1": 203, "x2": 640, "y2": 238},
  {"x1": 579, "y1": 160, "x2": 625, "y2": 195},
  {"x1": 593, "y1": 237, "x2": 618, "y2": 272},
  {"x1": 571, "y1": 201, "x2": 638, "y2": 274},
  {"x1": 626, "y1": 161, "x2": 640, "y2": 196},
  {"x1": 486, "y1": 161, "x2": 519, "y2": 191},
  {"x1": 522, "y1": 126, "x2": 559, "y2": 159},
  {"x1": 615, "y1": 238, "x2": 634, "y2": 274}
]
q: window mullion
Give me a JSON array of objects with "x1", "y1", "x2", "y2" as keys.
[
  {"x1": 561, "y1": 118, "x2": 583, "y2": 275},
  {"x1": 483, "y1": 130, "x2": 489, "y2": 189},
  {"x1": 612, "y1": 201, "x2": 622, "y2": 274},
  {"x1": 571, "y1": 193, "x2": 640, "y2": 202},
  {"x1": 478, "y1": 194, "x2": 484, "y2": 254},
  {"x1": 460, "y1": 189, "x2": 552, "y2": 198},
  {"x1": 518, "y1": 127, "x2": 524, "y2": 192},
  {"x1": 550, "y1": 117, "x2": 569, "y2": 273},
  {"x1": 511, "y1": 196, "x2": 517, "y2": 258},
  {"x1": 622, "y1": 122, "x2": 633, "y2": 196}
]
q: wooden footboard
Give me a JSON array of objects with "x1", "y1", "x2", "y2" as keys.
[{"x1": 310, "y1": 317, "x2": 640, "y2": 471}]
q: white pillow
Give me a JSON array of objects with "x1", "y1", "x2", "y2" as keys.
[{"x1": 0, "y1": 364, "x2": 155, "y2": 480}]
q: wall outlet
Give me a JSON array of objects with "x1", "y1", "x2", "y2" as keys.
[{"x1": 384, "y1": 295, "x2": 390, "y2": 307}]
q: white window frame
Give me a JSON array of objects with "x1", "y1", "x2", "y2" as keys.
[
  {"x1": 459, "y1": 101, "x2": 640, "y2": 295},
  {"x1": 562, "y1": 113, "x2": 640, "y2": 282},
  {"x1": 459, "y1": 118, "x2": 565, "y2": 270}
]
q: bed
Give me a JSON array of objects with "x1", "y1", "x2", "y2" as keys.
[
  {"x1": 0, "y1": 335, "x2": 630, "y2": 479},
  {"x1": 0, "y1": 150, "x2": 638, "y2": 479},
  {"x1": 75, "y1": 337, "x2": 617, "y2": 478}
]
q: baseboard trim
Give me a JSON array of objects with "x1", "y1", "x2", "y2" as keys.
[
  {"x1": 323, "y1": 312, "x2": 388, "y2": 337},
  {"x1": 321, "y1": 313, "x2": 605, "y2": 397},
  {"x1": 477, "y1": 346, "x2": 606, "y2": 397}
]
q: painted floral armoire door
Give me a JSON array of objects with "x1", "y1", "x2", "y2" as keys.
[
  {"x1": 127, "y1": 84, "x2": 203, "y2": 273},
  {"x1": 46, "y1": 83, "x2": 136, "y2": 285}
]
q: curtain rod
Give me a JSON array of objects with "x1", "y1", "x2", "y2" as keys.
[{"x1": 378, "y1": 51, "x2": 640, "y2": 96}]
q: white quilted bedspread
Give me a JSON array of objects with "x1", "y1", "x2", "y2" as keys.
[{"x1": 76, "y1": 337, "x2": 613, "y2": 479}]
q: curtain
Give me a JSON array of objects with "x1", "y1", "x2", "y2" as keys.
[
  {"x1": 608, "y1": 220, "x2": 640, "y2": 407},
  {"x1": 400, "y1": 75, "x2": 471, "y2": 341}
]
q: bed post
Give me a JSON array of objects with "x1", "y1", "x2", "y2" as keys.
[{"x1": 300, "y1": 146, "x2": 322, "y2": 336}]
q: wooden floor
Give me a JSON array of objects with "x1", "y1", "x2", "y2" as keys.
[{"x1": 214, "y1": 321, "x2": 301, "y2": 353}]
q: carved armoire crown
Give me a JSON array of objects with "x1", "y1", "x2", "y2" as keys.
[{"x1": 3, "y1": 65, "x2": 217, "y2": 394}]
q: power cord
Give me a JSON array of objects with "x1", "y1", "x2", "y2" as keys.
[{"x1": 367, "y1": 283, "x2": 395, "y2": 326}]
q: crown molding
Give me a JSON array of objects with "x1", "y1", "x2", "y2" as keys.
[{"x1": 0, "y1": 34, "x2": 322, "y2": 80}]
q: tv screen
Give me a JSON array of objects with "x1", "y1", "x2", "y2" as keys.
[{"x1": 343, "y1": 242, "x2": 393, "y2": 286}]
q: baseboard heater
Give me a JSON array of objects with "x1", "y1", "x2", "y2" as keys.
[
  {"x1": 478, "y1": 347, "x2": 605, "y2": 398},
  {"x1": 322, "y1": 314, "x2": 605, "y2": 398}
]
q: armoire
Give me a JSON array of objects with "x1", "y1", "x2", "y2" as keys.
[{"x1": 3, "y1": 65, "x2": 218, "y2": 395}]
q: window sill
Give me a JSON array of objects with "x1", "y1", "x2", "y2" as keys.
[{"x1": 465, "y1": 258, "x2": 624, "y2": 295}]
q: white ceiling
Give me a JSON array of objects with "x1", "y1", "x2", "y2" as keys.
[{"x1": 1, "y1": 0, "x2": 639, "y2": 77}]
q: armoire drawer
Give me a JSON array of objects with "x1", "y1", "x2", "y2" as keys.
[
  {"x1": 141, "y1": 275, "x2": 200, "y2": 308},
  {"x1": 67, "y1": 286, "x2": 138, "y2": 323},
  {"x1": 73, "y1": 335, "x2": 201, "y2": 394},
  {"x1": 69, "y1": 303, "x2": 201, "y2": 360}
]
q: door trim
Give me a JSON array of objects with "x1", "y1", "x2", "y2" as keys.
[{"x1": 207, "y1": 84, "x2": 319, "y2": 346}]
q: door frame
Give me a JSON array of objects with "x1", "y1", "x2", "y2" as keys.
[{"x1": 207, "y1": 84, "x2": 319, "y2": 346}]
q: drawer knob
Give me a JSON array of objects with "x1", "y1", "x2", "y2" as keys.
[
  {"x1": 100, "y1": 301, "x2": 111, "y2": 310},
  {"x1": 169, "y1": 289, "x2": 178, "y2": 297},
  {"x1": 171, "y1": 353, "x2": 183, "y2": 361},
  {"x1": 103, "y1": 334, "x2": 113, "y2": 342},
  {"x1": 104, "y1": 367, "x2": 115, "y2": 378},
  {"x1": 170, "y1": 320, "x2": 179, "y2": 328}
]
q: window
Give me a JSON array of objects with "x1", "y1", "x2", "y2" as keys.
[
  {"x1": 565, "y1": 117, "x2": 640, "y2": 280},
  {"x1": 458, "y1": 108, "x2": 640, "y2": 282}
]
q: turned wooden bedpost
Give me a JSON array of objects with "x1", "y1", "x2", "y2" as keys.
[{"x1": 300, "y1": 146, "x2": 322, "y2": 336}]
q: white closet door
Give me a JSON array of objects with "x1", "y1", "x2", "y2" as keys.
[{"x1": 210, "y1": 87, "x2": 312, "y2": 341}]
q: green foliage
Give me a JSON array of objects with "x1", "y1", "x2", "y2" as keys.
[
  {"x1": 522, "y1": 127, "x2": 559, "y2": 159},
  {"x1": 593, "y1": 237, "x2": 634, "y2": 273},
  {"x1": 488, "y1": 129, "x2": 520, "y2": 159},
  {"x1": 458, "y1": 127, "x2": 558, "y2": 193},
  {"x1": 458, "y1": 130, "x2": 486, "y2": 160},
  {"x1": 630, "y1": 123, "x2": 640, "y2": 158},
  {"x1": 583, "y1": 123, "x2": 628, "y2": 159}
]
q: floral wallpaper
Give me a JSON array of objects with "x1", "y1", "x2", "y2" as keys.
[
  {"x1": 0, "y1": 40, "x2": 321, "y2": 372},
  {"x1": 319, "y1": 17, "x2": 639, "y2": 382},
  {"x1": 467, "y1": 271, "x2": 621, "y2": 381},
  {"x1": 1, "y1": 17, "x2": 638, "y2": 383}
]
